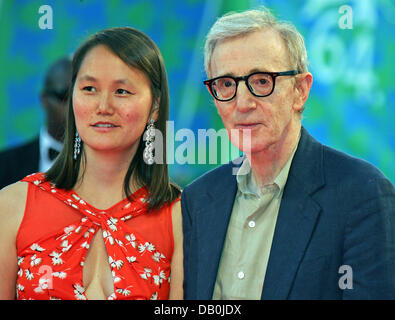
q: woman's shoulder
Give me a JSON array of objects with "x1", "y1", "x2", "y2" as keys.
[{"x1": 0, "y1": 181, "x2": 29, "y2": 229}]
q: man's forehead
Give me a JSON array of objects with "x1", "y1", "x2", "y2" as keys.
[{"x1": 209, "y1": 29, "x2": 290, "y2": 76}]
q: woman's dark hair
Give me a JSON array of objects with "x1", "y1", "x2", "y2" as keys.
[{"x1": 46, "y1": 27, "x2": 180, "y2": 209}]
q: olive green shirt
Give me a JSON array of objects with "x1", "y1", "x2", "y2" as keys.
[{"x1": 212, "y1": 145, "x2": 298, "y2": 300}]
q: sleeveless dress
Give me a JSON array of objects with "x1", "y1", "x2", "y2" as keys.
[{"x1": 16, "y1": 173, "x2": 177, "y2": 300}]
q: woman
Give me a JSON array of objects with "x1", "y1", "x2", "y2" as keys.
[{"x1": 0, "y1": 27, "x2": 183, "y2": 300}]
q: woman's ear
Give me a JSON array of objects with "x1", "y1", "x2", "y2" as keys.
[{"x1": 150, "y1": 102, "x2": 160, "y2": 123}]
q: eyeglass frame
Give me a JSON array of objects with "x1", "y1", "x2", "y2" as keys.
[{"x1": 203, "y1": 69, "x2": 300, "y2": 102}]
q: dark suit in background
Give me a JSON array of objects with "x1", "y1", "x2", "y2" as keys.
[{"x1": 0, "y1": 138, "x2": 39, "y2": 189}]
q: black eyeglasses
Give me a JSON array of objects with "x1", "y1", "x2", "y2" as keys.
[{"x1": 203, "y1": 70, "x2": 300, "y2": 102}]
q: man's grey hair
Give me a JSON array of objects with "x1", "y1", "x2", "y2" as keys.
[{"x1": 204, "y1": 7, "x2": 309, "y2": 77}]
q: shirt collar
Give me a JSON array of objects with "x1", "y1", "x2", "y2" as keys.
[
  {"x1": 236, "y1": 134, "x2": 300, "y2": 198},
  {"x1": 39, "y1": 126, "x2": 63, "y2": 172}
]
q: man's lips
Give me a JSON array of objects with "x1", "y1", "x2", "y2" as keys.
[{"x1": 235, "y1": 123, "x2": 261, "y2": 129}]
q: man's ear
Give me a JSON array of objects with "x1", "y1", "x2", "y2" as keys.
[{"x1": 293, "y1": 72, "x2": 313, "y2": 112}]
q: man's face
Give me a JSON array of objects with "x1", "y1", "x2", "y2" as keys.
[
  {"x1": 209, "y1": 29, "x2": 307, "y2": 156},
  {"x1": 42, "y1": 62, "x2": 72, "y2": 141}
]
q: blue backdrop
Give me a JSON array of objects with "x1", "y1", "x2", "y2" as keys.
[{"x1": 1, "y1": 0, "x2": 394, "y2": 187}]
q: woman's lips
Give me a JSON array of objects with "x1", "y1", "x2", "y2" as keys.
[{"x1": 91, "y1": 122, "x2": 119, "y2": 132}]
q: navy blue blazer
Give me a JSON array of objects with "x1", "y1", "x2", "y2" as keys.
[{"x1": 182, "y1": 127, "x2": 395, "y2": 299}]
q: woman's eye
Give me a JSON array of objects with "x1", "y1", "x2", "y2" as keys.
[
  {"x1": 82, "y1": 86, "x2": 96, "y2": 92},
  {"x1": 116, "y1": 88, "x2": 131, "y2": 95}
]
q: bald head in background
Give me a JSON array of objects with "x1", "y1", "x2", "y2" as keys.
[
  {"x1": 0, "y1": 56, "x2": 72, "y2": 189},
  {"x1": 41, "y1": 57, "x2": 72, "y2": 142}
]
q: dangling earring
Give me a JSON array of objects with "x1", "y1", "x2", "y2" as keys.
[
  {"x1": 143, "y1": 119, "x2": 155, "y2": 165},
  {"x1": 73, "y1": 131, "x2": 81, "y2": 160}
]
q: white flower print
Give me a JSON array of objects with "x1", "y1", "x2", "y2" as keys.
[
  {"x1": 60, "y1": 240, "x2": 72, "y2": 252},
  {"x1": 115, "y1": 239, "x2": 125, "y2": 248},
  {"x1": 17, "y1": 256, "x2": 24, "y2": 266},
  {"x1": 107, "y1": 293, "x2": 116, "y2": 300},
  {"x1": 152, "y1": 252, "x2": 166, "y2": 262},
  {"x1": 126, "y1": 256, "x2": 136, "y2": 263},
  {"x1": 116, "y1": 288, "x2": 131, "y2": 296},
  {"x1": 72, "y1": 194, "x2": 80, "y2": 201},
  {"x1": 84, "y1": 227, "x2": 96, "y2": 238},
  {"x1": 112, "y1": 270, "x2": 121, "y2": 284},
  {"x1": 140, "y1": 197, "x2": 148, "y2": 203},
  {"x1": 73, "y1": 284, "x2": 86, "y2": 300},
  {"x1": 49, "y1": 251, "x2": 64, "y2": 265},
  {"x1": 150, "y1": 292, "x2": 158, "y2": 300},
  {"x1": 140, "y1": 268, "x2": 152, "y2": 280},
  {"x1": 30, "y1": 243, "x2": 45, "y2": 252},
  {"x1": 109, "y1": 256, "x2": 124, "y2": 270},
  {"x1": 121, "y1": 215, "x2": 132, "y2": 221},
  {"x1": 107, "y1": 217, "x2": 118, "y2": 232},
  {"x1": 138, "y1": 242, "x2": 155, "y2": 254},
  {"x1": 17, "y1": 284, "x2": 24, "y2": 292},
  {"x1": 63, "y1": 225, "x2": 75, "y2": 234},
  {"x1": 81, "y1": 241, "x2": 90, "y2": 249},
  {"x1": 125, "y1": 233, "x2": 136, "y2": 248},
  {"x1": 53, "y1": 271, "x2": 67, "y2": 279},
  {"x1": 25, "y1": 269, "x2": 34, "y2": 280},
  {"x1": 30, "y1": 254, "x2": 42, "y2": 267},
  {"x1": 103, "y1": 230, "x2": 114, "y2": 245},
  {"x1": 153, "y1": 270, "x2": 167, "y2": 286}
]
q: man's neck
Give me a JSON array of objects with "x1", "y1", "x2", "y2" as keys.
[{"x1": 247, "y1": 124, "x2": 301, "y2": 188}]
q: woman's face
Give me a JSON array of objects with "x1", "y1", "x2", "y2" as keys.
[{"x1": 73, "y1": 45, "x2": 154, "y2": 159}]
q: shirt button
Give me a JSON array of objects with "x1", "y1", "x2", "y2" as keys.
[
  {"x1": 248, "y1": 220, "x2": 255, "y2": 228},
  {"x1": 237, "y1": 271, "x2": 245, "y2": 279}
]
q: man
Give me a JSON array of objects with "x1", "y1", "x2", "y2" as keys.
[
  {"x1": 181, "y1": 8, "x2": 395, "y2": 299},
  {"x1": 0, "y1": 57, "x2": 72, "y2": 189}
]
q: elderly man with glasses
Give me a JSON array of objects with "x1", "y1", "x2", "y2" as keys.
[{"x1": 181, "y1": 7, "x2": 395, "y2": 300}]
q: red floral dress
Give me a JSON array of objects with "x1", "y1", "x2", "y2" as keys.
[{"x1": 16, "y1": 173, "x2": 176, "y2": 300}]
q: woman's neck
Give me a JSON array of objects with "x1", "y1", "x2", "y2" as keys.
[{"x1": 74, "y1": 147, "x2": 139, "y2": 210}]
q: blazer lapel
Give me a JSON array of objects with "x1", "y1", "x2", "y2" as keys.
[
  {"x1": 195, "y1": 162, "x2": 239, "y2": 299},
  {"x1": 261, "y1": 127, "x2": 325, "y2": 299}
]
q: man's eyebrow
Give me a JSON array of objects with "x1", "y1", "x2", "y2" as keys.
[{"x1": 216, "y1": 68, "x2": 271, "y2": 78}]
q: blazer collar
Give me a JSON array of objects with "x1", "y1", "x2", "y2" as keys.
[
  {"x1": 194, "y1": 159, "x2": 240, "y2": 299},
  {"x1": 261, "y1": 126, "x2": 326, "y2": 299}
]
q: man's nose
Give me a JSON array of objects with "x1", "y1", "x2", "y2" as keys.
[{"x1": 235, "y1": 81, "x2": 257, "y2": 113}]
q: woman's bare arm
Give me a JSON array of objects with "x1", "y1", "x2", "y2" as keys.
[
  {"x1": 0, "y1": 182, "x2": 28, "y2": 299},
  {"x1": 169, "y1": 200, "x2": 183, "y2": 300}
]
